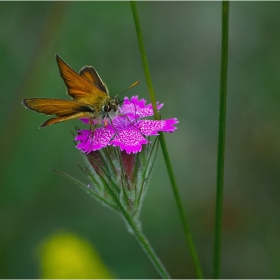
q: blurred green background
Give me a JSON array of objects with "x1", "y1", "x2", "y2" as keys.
[{"x1": 1, "y1": 1, "x2": 280, "y2": 278}]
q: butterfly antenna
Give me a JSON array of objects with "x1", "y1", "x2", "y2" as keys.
[{"x1": 114, "y1": 80, "x2": 140, "y2": 98}]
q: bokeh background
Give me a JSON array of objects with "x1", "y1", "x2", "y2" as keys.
[{"x1": 1, "y1": 1, "x2": 280, "y2": 278}]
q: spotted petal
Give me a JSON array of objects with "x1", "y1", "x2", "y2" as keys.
[
  {"x1": 110, "y1": 126, "x2": 149, "y2": 154},
  {"x1": 138, "y1": 118, "x2": 179, "y2": 136},
  {"x1": 76, "y1": 127, "x2": 115, "y2": 153},
  {"x1": 121, "y1": 96, "x2": 163, "y2": 119}
]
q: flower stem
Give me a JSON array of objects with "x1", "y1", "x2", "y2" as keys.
[
  {"x1": 213, "y1": 2, "x2": 229, "y2": 279},
  {"x1": 130, "y1": 1, "x2": 203, "y2": 278},
  {"x1": 106, "y1": 179, "x2": 170, "y2": 278},
  {"x1": 123, "y1": 209, "x2": 170, "y2": 279}
]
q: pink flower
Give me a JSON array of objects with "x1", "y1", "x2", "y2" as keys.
[{"x1": 75, "y1": 96, "x2": 178, "y2": 154}]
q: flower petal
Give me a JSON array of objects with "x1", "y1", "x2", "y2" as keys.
[
  {"x1": 110, "y1": 127, "x2": 149, "y2": 154},
  {"x1": 138, "y1": 118, "x2": 179, "y2": 136},
  {"x1": 121, "y1": 96, "x2": 163, "y2": 119},
  {"x1": 75, "y1": 127, "x2": 115, "y2": 153}
]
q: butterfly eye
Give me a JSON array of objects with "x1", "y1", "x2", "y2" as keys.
[{"x1": 103, "y1": 104, "x2": 110, "y2": 112}]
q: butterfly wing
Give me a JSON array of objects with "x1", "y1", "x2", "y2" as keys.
[
  {"x1": 22, "y1": 98, "x2": 96, "y2": 128},
  {"x1": 39, "y1": 114, "x2": 87, "y2": 128},
  {"x1": 55, "y1": 55, "x2": 108, "y2": 106},
  {"x1": 79, "y1": 66, "x2": 109, "y2": 94}
]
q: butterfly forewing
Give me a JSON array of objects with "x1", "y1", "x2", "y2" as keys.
[{"x1": 56, "y1": 55, "x2": 108, "y2": 105}]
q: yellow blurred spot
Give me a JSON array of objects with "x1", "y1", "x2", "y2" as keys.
[{"x1": 38, "y1": 231, "x2": 113, "y2": 279}]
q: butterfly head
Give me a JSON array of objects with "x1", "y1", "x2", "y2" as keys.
[{"x1": 102, "y1": 97, "x2": 120, "y2": 118}]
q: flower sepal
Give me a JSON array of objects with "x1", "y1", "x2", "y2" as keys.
[{"x1": 80, "y1": 137, "x2": 159, "y2": 220}]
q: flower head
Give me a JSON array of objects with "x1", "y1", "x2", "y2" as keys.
[{"x1": 75, "y1": 96, "x2": 178, "y2": 154}]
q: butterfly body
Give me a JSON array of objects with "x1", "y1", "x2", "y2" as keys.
[{"x1": 22, "y1": 55, "x2": 120, "y2": 128}]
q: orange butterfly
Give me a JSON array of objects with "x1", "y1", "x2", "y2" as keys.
[{"x1": 22, "y1": 55, "x2": 138, "y2": 128}]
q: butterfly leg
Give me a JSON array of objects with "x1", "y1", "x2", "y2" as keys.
[
  {"x1": 87, "y1": 118, "x2": 96, "y2": 147},
  {"x1": 85, "y1": 118, "x2": 96, "y2": 147},
  {"x1": 122, "y1": 113, "x2": 146, "y2": 138},
  {"x1": 107, "y1": 116, "x2": 128, "y2": 145},
  {"x1": 86, "y1": 117, "x2": 106, "y2": 150}
]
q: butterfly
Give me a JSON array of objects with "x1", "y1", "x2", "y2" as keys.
[{"x1": 22, "y1": 55, "x2": 138, "y2": 128}]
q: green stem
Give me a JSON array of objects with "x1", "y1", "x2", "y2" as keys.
[
  {"x1": 122, "y1": 209, "x2": 170, "y2": 279},
  {"x1": 106, "y1": 178, "x2": 170, "y2": 278},
  {"x1": 213, "y1": 2, "x2": 229, "y2": 279},
  {"x1": 130, "y1": 1, "x2": 203, "y2": 278}
]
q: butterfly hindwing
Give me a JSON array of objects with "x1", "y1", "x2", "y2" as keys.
[
  {"x1": 39, "y1": 113, "x2": 89, "y2": 128},
  {"x1": 22, "y1": 98, "x2": 95, "y2": 117},
  {"x1": 22, "y1": 98, "x2": 97, "y2": 128},
  {"x1": 79, "y1": 66, "x2": 108, "y2": 94}
]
